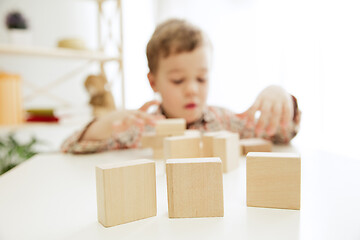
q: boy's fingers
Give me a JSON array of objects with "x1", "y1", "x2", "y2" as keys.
[
  {"x1": 280, "y1": 100, "x2": 293, "y2": 128},
  {"x1": 255, "y1": 101, "x2": 271, "y2": 136},
  {"x1": 236, "y1": 112, "x2": 247, "y2": 119},
  {"x1": 135, "y1": 111, "x2": 159, "y2": 126},
  {"x1": 127, "y1": 115, "x2": 146, "y2": 131},
  {"x1": 246, "y1": 99, "x2": 261, "y2": 127},
  {"x1": 266, "y1": 102, "x2": 282, "y2": 136},
  {"x1": 139, "y1": 100, "x2": 161, "y2": 112},
  {"x1": 112, "y1": 114, "x2": 137, "y2": 132}
]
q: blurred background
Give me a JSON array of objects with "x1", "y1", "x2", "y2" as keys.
[{"x1": 0, "y1": 0, "x2": 359, "y2": 159}]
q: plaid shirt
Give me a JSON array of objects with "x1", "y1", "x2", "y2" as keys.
[{"x1": 61, "y1": 100, "x2": 300, "y2": 154}]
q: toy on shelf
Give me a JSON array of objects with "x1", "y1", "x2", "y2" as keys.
[
  {"x1": 57, "y1": 38, "x2": 87, "y2": 50},
  {"x1": 0, "y1": 72, "x2": 23, "y2": 125},
  {"x1": 6, "y1": 11, "x2": 32, "y2": 46},
  {"x1": 25, "y1": 108, "x2": 59, "y2": 123},
  {"x1": 84, "y1": 74, "x2": 116, "y2": 117}
]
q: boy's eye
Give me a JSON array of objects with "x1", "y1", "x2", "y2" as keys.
[
  {"x1": 197, "y1": 77, "x2": 207, "y2": 83},
  {"x1": 171, "y1": 79, "x2": 184, "y2": 84}
]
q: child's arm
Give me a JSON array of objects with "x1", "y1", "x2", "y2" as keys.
[{"x1": 61, "y1": 101, "x2": 163, "y2": 154}]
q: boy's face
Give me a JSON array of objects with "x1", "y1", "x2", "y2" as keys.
[{"x1": 148, "y1": 46, "x2": 210, "y2": 123}]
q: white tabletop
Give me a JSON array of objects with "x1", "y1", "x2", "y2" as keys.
[{"x1": 0, "y1": 144, "x2": 359, "y2": 240}]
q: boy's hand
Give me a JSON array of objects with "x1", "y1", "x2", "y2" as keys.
[
  {"x1": 138, "y1": 100, "x2": 161, "y2": 112},
  {"x1": 111, "y1": 110, "x2": 162, "y2": 133},
  {"x1": 237, "y1": 85, "x2": 293, "y2": 137},
  {"x1": 112, "y1": 100, "x2": 164, "y2": 133},
  {"x1": 82, "y1": 101, "x2": 164, "y2": 141}
]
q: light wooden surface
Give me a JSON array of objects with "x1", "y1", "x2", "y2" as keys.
[
  {"x1": 141, "y1": 126, "x2": 197, "y2": 160},
  {"x1": 152, "y1": 148, "x2": 164, "y2": 160},
  {"x1": 246, "y1": 152, "x2": 301, "y2": 210},
  {"x1": 184, "y1": 129, "x2": 201, "y2": 137},
  {"x1": 164, "y1": 135, "x2": 201, "y2": 159},
  {"x1": 166, "y1": 158, "x2": 224, "y2": 218},
  {"x1": 96, "y1": 159, "x2": 157, "y2": 227},
  {"x1": 213, "y1": 132, "x2": 240, "y2": 173},
  {"x1": 155, "y1": 119, "x2": 186, "y2": 136},
  {"x1": 239, "y1": 138, "x2": 273, "y2": 156},
  {"x1": 201, "y1": 131, "x2": 229, "y2": 157},
  {"x1": 0, "y1": 144, "x2": 360, "y2": 240},
  {"x1": 141, "y1": 132, "x2": 166, "y2": 149},
  {"x1": 0, "y1": 44, "x2": 120, "y2": 62}
]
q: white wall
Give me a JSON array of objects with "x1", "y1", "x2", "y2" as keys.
[
  {"x1": 152, "y1": 0, "x2": 360, "y2": 158},
  {"x1": 121, "y1": 0, "x2": 156, "y2": 109}
]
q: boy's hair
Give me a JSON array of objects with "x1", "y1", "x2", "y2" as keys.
[{"x1": 146, "y1": 19, "x2": 209, "y2": 74}]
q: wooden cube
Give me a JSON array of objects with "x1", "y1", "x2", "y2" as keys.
[
  {"x1": 239, "y1": 138, "x2": 272, "y2": 156},
  {"x1": 142, "y1": 126, "x2": 193, "y2": 150},
  {"x1": 141, "y1": 132, "x2": 166, "y2": 149},
  {"x1": 213, "y1": 132, "x2": 240, "y2": 173},
  {"x1": 155, "y1": 118, "x2": 186, "y2": 136},
  {"x1": 184, "y1": 129, "x2": 201, "y2": 137},
  {"x1": 246, "y1": 152, "x2": 301, "y2": 210},
  {"x1": 153, "y1": 148, "x2": 163, "y2": 160},
  {"x1": 96, "y1": 159, "x2": 157, "y2": 227},
  {"x1": 201, "y1": 131, "x2": 229, "y2": 157},
  {"x1": 166, "y1": 158, "x2": 224, "y2": 218},
  {"x1": 164, "y1": 135, "x2": 201, "y2": 159}
]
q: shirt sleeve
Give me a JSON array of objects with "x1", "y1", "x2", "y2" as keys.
[
  {"x1": 223, "y1": 95, "x2": 301, "y2": 144},
  {"x1": 60, "y1": 119, "x2": 142, "y2": 154}
]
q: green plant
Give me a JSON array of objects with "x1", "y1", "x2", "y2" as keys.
[{"x1": 0, "y1": 134, "x2": 38, "y2": 175}]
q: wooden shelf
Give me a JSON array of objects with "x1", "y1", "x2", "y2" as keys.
[{"x1": 0, "y1": 44, "x2": 120, "y2": 62}]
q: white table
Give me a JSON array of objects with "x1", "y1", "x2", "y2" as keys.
[{"x1": 0, "y1": 144, "x2": 359, "y2": 240}]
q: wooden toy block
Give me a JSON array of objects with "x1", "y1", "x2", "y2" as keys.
[
  {"x1": 164, "y1": 135, "x2": 201, "y2": 159},
  {"x1": 141, "y1": 132, "x2": 165, "y2": 149},
  {"x1": 96, "y1": 159, "x2": 157, "y2": 227},
  {"x1": 212, "y1": 132, "x2": 240, "y2": 173},
  {"x1": 239, "y1": 138, "x2": 272, "y2": 156},
  {"x1": 153, "y1": 148, "x2": 163, "y2": 160},
  {"x1": 0, "y1": 73, "x2": 23, "y2": 125},
  {"x1": 166, "y1": 157, "x2": 224, "y2": 218},
  {"x1": 246, "y1": 152, "x2": 301, "y2": 210},
  {"x1": 155, "y1": 118, "x2": 186, "y2": 136},
  {"x1": 184, "y1": 129, "x2": 201, "y2": 137},
  {"x1": 202, "y1": 131, "x2": 230, "y2": 157}
]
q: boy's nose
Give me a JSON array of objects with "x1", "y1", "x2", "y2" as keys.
[{"x1": 185, "y1": 80, "x2": 199, "y2": 96}]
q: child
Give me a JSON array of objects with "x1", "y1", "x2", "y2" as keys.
[{"x1": 61, "y1": 19, "x2": 300, "y2": 154}]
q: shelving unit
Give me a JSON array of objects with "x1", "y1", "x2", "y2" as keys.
[
  {"x1": 0, "y1": 44, "x2": 120, "y2": 62},
  {"x1": 0, "y1": 0, "x2": 125, "y2": 109}
]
